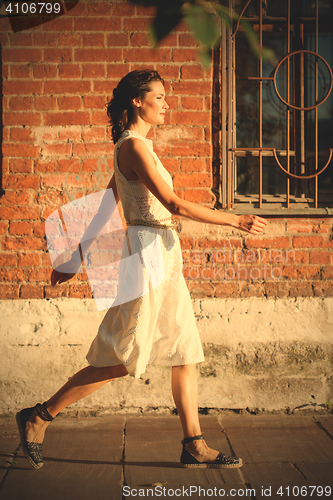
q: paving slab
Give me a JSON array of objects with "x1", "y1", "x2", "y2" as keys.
[
  {"x1": 123, "y1": 415, "x2": 248, "y2": 496},
  {"x1": 0, "y1": 419, "x2": 19, "y2": 485},
  {"x1": 0, "y1": 415, "x2": 125, "y2": 500},
  {"x1": 219, "y1": 414, "x2": 333, "y2": 500}
]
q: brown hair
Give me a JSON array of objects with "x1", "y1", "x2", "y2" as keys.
[{"x1": 106, "y1": 69, "x2": 164, "y2": 144}]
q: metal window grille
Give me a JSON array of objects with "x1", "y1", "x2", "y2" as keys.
[{"x1": 212, "y1": 0, "x2": 333, "y2": 211}]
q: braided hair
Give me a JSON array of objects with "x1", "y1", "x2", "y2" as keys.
[{"x1": 107, "y1": 69, "x2": 164, "y2": 144}]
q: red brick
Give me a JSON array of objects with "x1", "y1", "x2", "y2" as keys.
[
  {"x1": 179, "y1": 34, "x2": 200, "y2": 48},
  {"x1": 186, "y1": 281, "x2": 215, "y2": 298},
  {"x1": 91, "y1": 111, "x2": 108, "y2": 125},
  {"x1": 113, "y1": 2, "x2": 139, "y2": 16},
  {"x1": 20, "y1": 285, "x2": 44, "y2": 299},
  {"x1": 292, "y1": 236, "x2": 325, "y2": 248},
  {"x1": 9, "y1": 159, "x2": 33, "y2": 173},
  {"x1": 0, "y1": 222, "x2": 8, "y2": 236},
  {"x1": 3, "y1": 48, "x2": 42, "y2": 63},
  {"x1": 183, "y1": 189, "x2": 214, "y2": 203},
  {"x1": 93, "y1": 81, "x2": 117, "y2": 93},
  {"x1": 18, "y1": 253, "x2": 42, "y2": 267},
  {"x1": 42, "y1": 144, "x2": 72, "y2": 156},
  {"x1": 173, "y1": 48, "x2": 199, "y2": 63},
  {"x1": 0, "y1": 254, "x2": 16, "y2": 267},
  {"x1": 322, "y1": 266, "x2": 333, "y2": 279},
  {"x1": 44, "y1": 112, "x2": 90, "y2": 126},
  {"x1": 2, "y1": 236, "x2": 46, "y2": 251},
  {"x1": 181, "y1": 97, "x2": 204, "y2": 110},
  {"x1": 173, "y1": 111, "x2": 210, "y2": 126},
  {"x1": 4, "y1": 112, "x2": 41, "y2": 127},
  {"x1": 87, "y1": 2, "x2": 111, "y2": 15},
  {"x1": 0, "y1": 284, "x2": 20, "y2": 299},
  {"x1": 173, "y1": 173, "x2": 211, "y2": 188},
  {"x1": 60, "y1": 130, "x2": 82, "y2": 142},
  {"x1": 75, "y1": 48, "x2": 122, "y2": 62},
  {"x1": 289, "y1": 282, "x2": 314, "y2": 297},
  {"x1": 313, "y1": 281, "x2": 333, "y2": 297},
  {"x1": 34, "y1": 159, "x2": 57, "y2": 173},
  {"x1": 3, "y1": 81, "x2": 42, "y2": 95},
  {"x1": 4, "y1": 175, "x2": 39, "y2": 190},
  {"x1": 59, "y1": 64, "x2": 81, "y2": 79},
  {"x1": 74, "y1": 18, "x2": 121, "y2": 31},
  {"x1": 69, "y1": 283, "x2": 93, "y2": 298},
  {"x1": 123, "y1": 48, "x2": 171, "y2": 63},
  {"x1": 0, "y1": 191, "x2": 30, "y2": 206},
  {"x1": 130, "y1": 33, "x2": 149, "y2": 47},
  {"x1": 0, "y1": 269, "x2": 24, "y2": 282},
  {"x1": 36, "y1": 191, "x2": 67, "y2": 207},
  {"x1": 309, "y1": 251, "x2": 331, "y2": 264},
  {"x1": 58, "y1": 96, "x2": 81, "y2": 110},
  {"x1": 9, "y1": 33, "x2": 33, "y2": 46},
  {"x1": 58, "y1": 34, "x2": 81, "y2": 46},
  {"x1": 34, "y1": 96, "x2": 57, "y2": 110},
  {"x1": 172, "y1": 81, "x2": 211, "y2": 95},
  {"x1": 43, "y1": 18, "x2": 73, "y2": 32},
  {"x1": 43, "y1": 81, "x2": 91, "y2": 94},
  {"x1": 82, "y1": 34, "x2": 105, "y2": 47},
  {"x1": 57, "y1": 158, "x2": 81, "y2": 173},
  {"x1": 282, "y1": 265, "x2": 320, "y2": 279},
  {"x1": 245, "y1": 237, "x2": 292, "y2": 249},
  {"x1": 33, "y1": 65, "x2": 57, "y2": 79},
  {"x1": 264, "y1": 281, "x2": 290, "y2": 298},
  {"x1": 10, "y1": 128, "x2": 34, "y2": 142},
  {"x1": 172, "y1": 143, "x2": 211, "y2": 157},
  {"x1": 156, "y1": 64, "x2": 180, "y2": 79},
  {"x1": 44, "y1": 49, "x2": 72, "y2": 63},
  {"x1": 0, "y1": 206, "x2": 41, "y2": 220},
  {"x1": 123, "y1": 18, "x2": 152, "y2": 32},
  {"x1": 34, "y1": 33, "x2": 57, "y2": 47},
  {"x1": 82, "y1": 64, "x2": 106, "y2": 78},
  {"x1": 3, "y1": 144, "x2": 40, "y2": 158},
  {"x1": 181, "y1": 158, "x2": 206, "y2": 172},
  {"x1": 44, "y1": 285, "x2": 69, "y2": 298},
  {"x1": 10, "y1": 65, "x2": 31, "y2": 78},
  {"x1": 9, "y1": 221, "x2": 33, "y2": 235},
  {"x1": 83, "y1": 96, "x2": 106, "y2": 109},
  {"x1": 28, "y1": 269, "x2": 51, "y2": 282}
]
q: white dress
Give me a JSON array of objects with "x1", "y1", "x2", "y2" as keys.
[{"x1": 86, "y1": 130, "x2": 205, "y2": 378}]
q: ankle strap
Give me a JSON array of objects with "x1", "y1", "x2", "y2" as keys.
[
  {"x1": 182, "y1": 434, "x2": 204, "y2": 445},
  {"x1": 35, "y1": 402, "x2": 54, "y2": 422}
]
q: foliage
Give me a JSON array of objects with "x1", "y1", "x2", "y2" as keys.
[{"x1": 129, "y1": 0, "x2": 275, "y2": 66}]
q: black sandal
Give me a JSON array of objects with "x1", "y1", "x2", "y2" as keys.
[
  {"x1": 180, "y1": 434, "x2": 243, "y2": 468},
  {"x1": 16, "y1": 402, "x2": 55, "y2": 469}
]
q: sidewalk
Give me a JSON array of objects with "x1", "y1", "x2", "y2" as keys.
[{"x1": 1, "y1": 412, "x2": 332, "y2": 499}]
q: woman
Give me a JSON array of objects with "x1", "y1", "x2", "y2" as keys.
[{"x1": 16, "y1": 70, "x2": 267, "y2": 470}]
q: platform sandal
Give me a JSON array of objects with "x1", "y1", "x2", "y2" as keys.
[
  {"x1": 16, "y1": 402, "x2": 54, "y2": 469},
  {"x1": 180, "y1": 434, "x2": 243, "y2": 468}
]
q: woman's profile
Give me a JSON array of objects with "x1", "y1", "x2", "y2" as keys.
[{"x1": 16, "y1": 69, "x2": 267, "y2": 470}]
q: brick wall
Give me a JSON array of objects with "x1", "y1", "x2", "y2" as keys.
[{"x1": 0, "y1": 0, "x2": 333, "y2": 301}]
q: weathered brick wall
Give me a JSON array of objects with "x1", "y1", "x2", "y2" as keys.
[{"x1": 0, "y1": 0, "x2": 332, "y2": 301}]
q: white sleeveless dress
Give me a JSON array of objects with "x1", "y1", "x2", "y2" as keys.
[{"x1": 86, "y1": 130, "x2": 205, "y2": 378}]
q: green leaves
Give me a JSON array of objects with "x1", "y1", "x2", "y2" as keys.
[
  {"x1": 150, "y1": 2, "x2": 183, "y2": 47},
  {"x1": 129, "y1": 0, "x2": 276, "y2": 66}
]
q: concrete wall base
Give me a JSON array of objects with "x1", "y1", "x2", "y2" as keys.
[{"x1": 1, "y1": 297, "x2": 332, "y2": 414}]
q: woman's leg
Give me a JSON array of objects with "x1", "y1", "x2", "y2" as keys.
[
  {"x1": 25, "y1": 364, "x2": 128, "y2": 444},
  {"x1": 171, "y1": 364, "x2": 219, "y2": 463}
]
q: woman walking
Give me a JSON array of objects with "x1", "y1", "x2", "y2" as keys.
[{"x1": 16, "y1": 69, "x2": 267, "y2": 470}]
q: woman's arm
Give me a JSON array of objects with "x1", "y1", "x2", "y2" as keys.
[{"x1": 118, "y1": 139, "x2": 267, "y2": 235}]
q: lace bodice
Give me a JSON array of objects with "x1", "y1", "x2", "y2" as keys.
[{"x1": 114, "y1": 130, "x2": 173, "y2": 225}]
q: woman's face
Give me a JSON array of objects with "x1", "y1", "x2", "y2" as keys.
[{"x1": 133, "y1": 80, "x2": 169, "y2": 125}]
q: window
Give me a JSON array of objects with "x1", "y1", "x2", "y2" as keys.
[{"x1": 212, "y1": 0, "x2": 333, "y2": 213}]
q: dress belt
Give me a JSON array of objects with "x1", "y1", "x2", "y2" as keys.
[{"x1": 126, "y1": 218, "x2": 176, "y2": 230}]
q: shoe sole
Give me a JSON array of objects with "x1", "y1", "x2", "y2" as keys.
[
  {"x1": 15, "y1": 411, "x2": 43, "y2": 470},
  {"x1": 181, "y1": 458, "x2": 243, "y2": 469}
]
